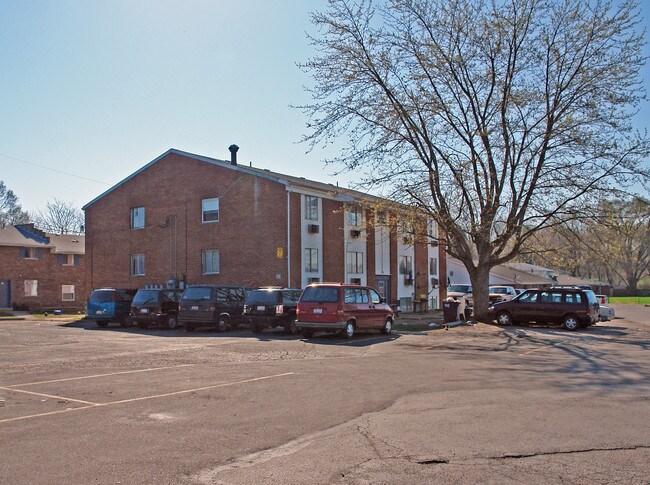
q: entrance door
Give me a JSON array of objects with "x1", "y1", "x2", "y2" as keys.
[
  {"x1": 0, "y1": 280, "x2": 10, "y2": 308},
  {"x1": 375, "y1": 276, "x2": 390, "y2": 304}
]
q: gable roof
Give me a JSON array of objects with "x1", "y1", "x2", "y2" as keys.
[
  {"x1": 83, "y1": 148, "x2": 387, "y2": 211},
  {"x1": 0, "y1": 224, "x2": 85, "y2": 254}
]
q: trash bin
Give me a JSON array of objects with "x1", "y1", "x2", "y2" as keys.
[{"x1": 443, "y1": 300, "x2": 460, "y2": 323}]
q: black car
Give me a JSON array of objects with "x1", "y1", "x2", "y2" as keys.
[
  {"x1": 487, "y1": 286, "x2": 599, "y2": 330},
  {"x1": 244, "y1": 288, "x2": 302, "y2": 334},
  {"x1": 179, "y1": 285, "x2": 249, "y2": 332},
  {"x1": 130, "y1": 288, "x2": 184, "y2": 330}
]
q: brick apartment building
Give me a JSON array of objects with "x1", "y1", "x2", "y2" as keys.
[
  {"x1": 0, "y1": 224, "x2": 86, "y2": 311},
  {"x1": 83, "y1": 147, "x2": 446, "y2": 311}
]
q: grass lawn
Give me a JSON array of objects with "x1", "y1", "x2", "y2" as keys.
[{"x1": 609, "y1": 296, "x2": 650, "y2": 304}]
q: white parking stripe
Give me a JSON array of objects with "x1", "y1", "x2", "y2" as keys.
[{"x1": 0, "y1": 386, "x2": 98, "y2": 405}]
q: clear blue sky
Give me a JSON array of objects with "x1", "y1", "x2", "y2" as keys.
[{"x1": 1, "y1": 0, "x2": 649, "y2": 215}]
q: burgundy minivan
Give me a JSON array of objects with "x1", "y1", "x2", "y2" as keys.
[{"x1": 295, "y1": 283, "x2": 394, "y2": 338}]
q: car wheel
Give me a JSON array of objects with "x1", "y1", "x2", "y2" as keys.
[
  {"x1": 341, "y1": 321, "x2": 355, "y2": 339},
  {"x1": 284, "y1": 319, "x2": 298, "y2": 335},
  {"x1": 302, "y1": 329, "x2": 314, "y2": 339},
  {"x1": 496, "y1": 311, "x2": 513, "y2": 326},
  {"x1": 137, "y1": 321, "x2": 148, "y2": 329},
  {"x1": 96, "y1": 321, "x2": 108, "y2": 328},
  {"x1": 216, "y1": 316, "x2": 228, "y2": 332},
  {"x1": 166, "y1": 315, "x2": 179, "y2": 330},
  {"x1": 185, "y1": 323, "x2": 195, "y2": 332},
  {"x1": 120, "y1": 318, "x2": 134, "y2": 327},
  {"x1": 251, "y1": 324, "x2": 263, "y2": 334},
  {"x1": 563, "y1": 314, "x2": 580, "y2": 331},
  {"x1": 381, "y1": 318, "x2": 392, "y2": 335}
]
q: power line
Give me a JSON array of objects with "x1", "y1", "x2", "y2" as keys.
[{"x1": 0, "y1": 152, "x2": 112, "y2": 185}]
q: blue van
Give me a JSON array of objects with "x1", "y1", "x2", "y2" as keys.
[{"x1": 86, "y1": 288, "x2": 138, "y2": 327}]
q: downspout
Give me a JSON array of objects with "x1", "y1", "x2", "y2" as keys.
[{"x1": 286, "y1": 187, "x2": 291, "y2": 288}]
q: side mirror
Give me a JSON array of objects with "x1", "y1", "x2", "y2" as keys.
[{"x1": 379, "y1": 297, "x2": 386, "y2": 304}]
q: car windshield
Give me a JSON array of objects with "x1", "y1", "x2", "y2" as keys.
[
  {"x1": 132, "y1": 290, "x2": 160, "y2": 305},
  {"x1": 245, "y1": 290, "x2": 280, "y2": 305},
  {"x1": 300, "y1": 286, "x2": 339, "y2": 303},
  {"x1": 448, "y1": 285, "x2": 472, "y2": 293},
  {"x1": 490, "y1": 287, "x2": 507, "y2": 294},
  {"x1": 181, "y1": 287, "x2": 212, "y2": 301}
]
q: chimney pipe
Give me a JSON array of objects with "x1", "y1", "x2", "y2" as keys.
[{"x1": 228, "y1": 144, "x2": 239, "y2": 166}]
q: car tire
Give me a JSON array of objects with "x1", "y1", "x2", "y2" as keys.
[
  {"x1": 166, "y1": 315, "x2": 179, "y2": 330},
  {"x1": 284, "y1": 319, "x2": 298, "y2": 335},
  {"x1": 251, "y1": 324, "x2": 263, "y2": 334},
  {"x1": 381, "y1": 318, "x2": 392, "y2": 335},
  {"x1": 120, "y1": 318, "x2": 134, "y2": 327},
  {"x1": 496, "y1": 311, "x2": 513, "y2": 326},
  {"x1": 184, "y1": 323, "x2": 195, "y2": 332},
  {"x1": 216, "y1": 316, "x2": 228, "y2": 332},
  {"x1": 302, "y1": 329, "x2": 314, "y2": 339},
  {"x1": 137, "y1": 321, "x2": 148, "y2": 329},
  {"x1": 341, "y1": 321, "x2": 355, "y2": 339},
  {"x1": 563, "y1": 314, "x2": 580, "y2": 331},
  {"x1": 96, "y1": 321, "x2": 108, "y2": 328}
]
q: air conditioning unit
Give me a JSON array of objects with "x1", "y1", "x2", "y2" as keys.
[
  {"x1": 431, "y1": 277, "x2": 439, "y2": 286},
  {"x1": 307, "y1": 224, "x2": 319, "y2": 234},
  {"x1": 350, "y1": 278, "x2": 362, "y2": 285},
  {"x1": 404, "y1": 276, "x2": 413, "y2": 285},
  {"x1": 429, "y1": 240, "x2": 439, "y2": 246},
  {"x1": 350, "y1": 229, "x2": 361, "y2": 238}
]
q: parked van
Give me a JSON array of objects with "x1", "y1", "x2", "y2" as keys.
[
  {"x1": 179, "y1": 285, "x2": 249, "y2": 332},
  {"x1": 86, "y1": 288, "x2": 138, "y2": 327},
  {"x1": 295, "y1": 283, "x2": 394, "y2": 339},
  {"x1": 130, "y1": 288, "x2": 184, "y2": 329}
]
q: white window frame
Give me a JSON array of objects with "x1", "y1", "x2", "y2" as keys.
[
  {"x1": 202, "y1": 249, "x2": 220, "y2": 275},
  {"x1": 305, "y1": 196, "x2": 318, "y2": 221},
  {"x1": 202, "y1": 198, "x2": 220, "y2": 223},
  {"x1": 62, "y1": 285, "x2": 75, "y2": 301},
  {"x1": 347, "y1": 251, "x2": 364, "y2": 274},
  {"x1": 24, "y1": 279, "x2": 38, "y2": 297},
  {"x1": 130, "y1": 207, "x2": 145, "y2": 229},
  {"x1": 429, "y1": 257, "x2": 438, "y2": 276},
  {"x1": 24, "y1": 247, "x2": 40, "y2": 259},
  {"x1": 304, "y1": 248, "x2": 319, "y2": 272},
  {"x1": 62, "y1": 254, "x2": 75, "y2": 266},
  {"x1": 399, "y1": 255, "x2": 413, "y2": 276},
  {"x1": 346, "y1": 206, "x2": 363, "y2": 226},
  {"x1": 130, "y1": 254, "x2": 145, "y2": 276}
]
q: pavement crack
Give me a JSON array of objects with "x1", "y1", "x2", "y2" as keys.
[{"x1": 493, "y1": 444, "x2": 650, "y2": 460}]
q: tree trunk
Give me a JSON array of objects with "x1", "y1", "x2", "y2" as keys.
[{"x1": 468, "y1": 264, "x2": 492, "y2": 322}]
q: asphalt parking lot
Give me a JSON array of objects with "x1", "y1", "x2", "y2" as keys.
[{"x1": 1, "y1": 305, "x2": 649, "y2": 484}]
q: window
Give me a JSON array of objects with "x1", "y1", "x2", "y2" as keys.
[
  {"x1": 24, "y1": 279, "x2": 38, "y2": 297},
  {"x1": 427, "y1": 220, "x2": 437, "y2": 238},
  {"x1": 519, "y1": 291, "x2": 538, "y2": 303},
  {"x1": 202, "y1": 198, "x2": 220, "y2": 223},
  {"x1": 21, "y1": 247, "x2": 43, "y2": 259},
  {"x1": 347, "y1": 251, "x2": 364, "y2": 274},
  {"x1": 130, "y1": 207, "x2": 145, "y2": 229},
  {"x1": 58, "y1": 254, "x2": 80, "y2": 266},
  {"x1": 202, "y1": 250, "x2": 220, "y2": 274},
  {"x1": 376, "y1": 210, "x2": 387, "y2": 225},
  {"x1": 540, "y1": 291, "x2": 563, "y2": 303},
  {"x1": 62, "y1": 285, "x2": 75, "y2": 301},
  {"x1": 305, "y1": 196, "x2": 318, "y2": 221},
  {"x1": 429, "y1": 257, "x2": 438, "y2": 275},
  {"x1": 304, "y1": 248, "x2": 319, "y2": 272},
  {"x1": 346, "y1": 206, "x2": 363, "y2": 226},
  {"x1": 566, "y1": 292, "x2": 584, "y2": 304},
  {"x1": 399, "y1": 256, "x2": 413, "y2": 275},
  {"x1": 130, "y1": 254, "x2": 145, "y2": 276}
]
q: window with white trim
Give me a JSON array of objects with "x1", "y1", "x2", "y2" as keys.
[
  {"x1": 429, "y1": 257, "x2": 438, "y2": 276},
  {"x1": 202, "y1": 249, "x2": 220, "y2": 274},
  {"x1": 305, "y1": 196, "x2": 318, "y2": 221},
  {"x1": 24, "y1": 279, "x2": 38, "y2": 297},
  {"x1": 346, "y1": 206, "x2": 363, "y2": 226},
  {"x1": 304, "y1": 248, "x2": 319, "y2": 272},
  {"x1": 62, "y1": 285, "x2": 75, "y2": 301},
  {"x1": 130, "y1": 254, "x2": 145, "y2": 276},
  {"x1": 202, "y1": 198, "x2": 220, "y2": 223},
  {"x1": 399, "y1": 255, "x2": 413, "y2": 275},
  {"x1": 130, "y1": 207, "x2": 145, "y2": 229},
  {"x1": 347, "y1": 251, "x2": 364, "y2": 274}
]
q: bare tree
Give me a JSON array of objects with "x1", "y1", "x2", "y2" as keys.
[
  {"x1": 34, "y1": 199, "x2": 84, "y2": 235},
  {"x1": 299, "y1": 0, "x2": 649, "y2": 318},
  {"x1": 0, "y1": 180, "x2": 30, "y2": 226}
]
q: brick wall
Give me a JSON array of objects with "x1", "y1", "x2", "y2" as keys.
[
  {"x1": 0, "y1": 246, "x2": 87, "y2": 311},
  {"x1": 322, "y1": 199, "x2": 344, "y2": 282}
]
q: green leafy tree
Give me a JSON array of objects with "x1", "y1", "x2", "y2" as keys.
[{"x1": 299, "y1": 0, "x2": 649, "y2": 318}]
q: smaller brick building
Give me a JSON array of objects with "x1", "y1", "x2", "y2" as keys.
[{"x1": 0, "y1": 224, "x2": 87, "y2": 311}]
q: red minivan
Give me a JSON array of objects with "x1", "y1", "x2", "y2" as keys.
[{"x1": 295, "y1": 283, "x2": 394, "y2": 338}]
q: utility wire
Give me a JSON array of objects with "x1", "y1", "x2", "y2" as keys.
[{"x1": 0, "y1": 152, "x2": 112, "y2": 185}]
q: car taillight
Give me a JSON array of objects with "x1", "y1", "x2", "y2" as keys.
[
  {"x1": 296, "y1": 307, "x2": 300, "y2": 316},
  {"x1": 275, "y1": 305, "x2": 284, "y2": 315}
]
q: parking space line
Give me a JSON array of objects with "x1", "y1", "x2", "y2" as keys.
[
  {"x1": 5, "y1": 364, "x2": 195, "y2": 388},
  {"x1": 0, "y1": 386, "x2": 99, "y2": 405},
  {"x1": 0, "y1": 372, "x2": 295, "y2": 425}
]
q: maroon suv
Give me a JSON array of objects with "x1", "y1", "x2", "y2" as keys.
[{"x1": 295, "y1": 283, "x2": 394, "y2": 338}]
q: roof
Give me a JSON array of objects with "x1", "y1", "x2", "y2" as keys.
[
  {"x1": 83, "y1": 148, "x2": 388, "y2": 210},
  {"x1": 489, "y1": 264, "x2": 552, "y2": 285},
  {"x1": 0, "y1": 224, "x2": 85, "y2": 254}
]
